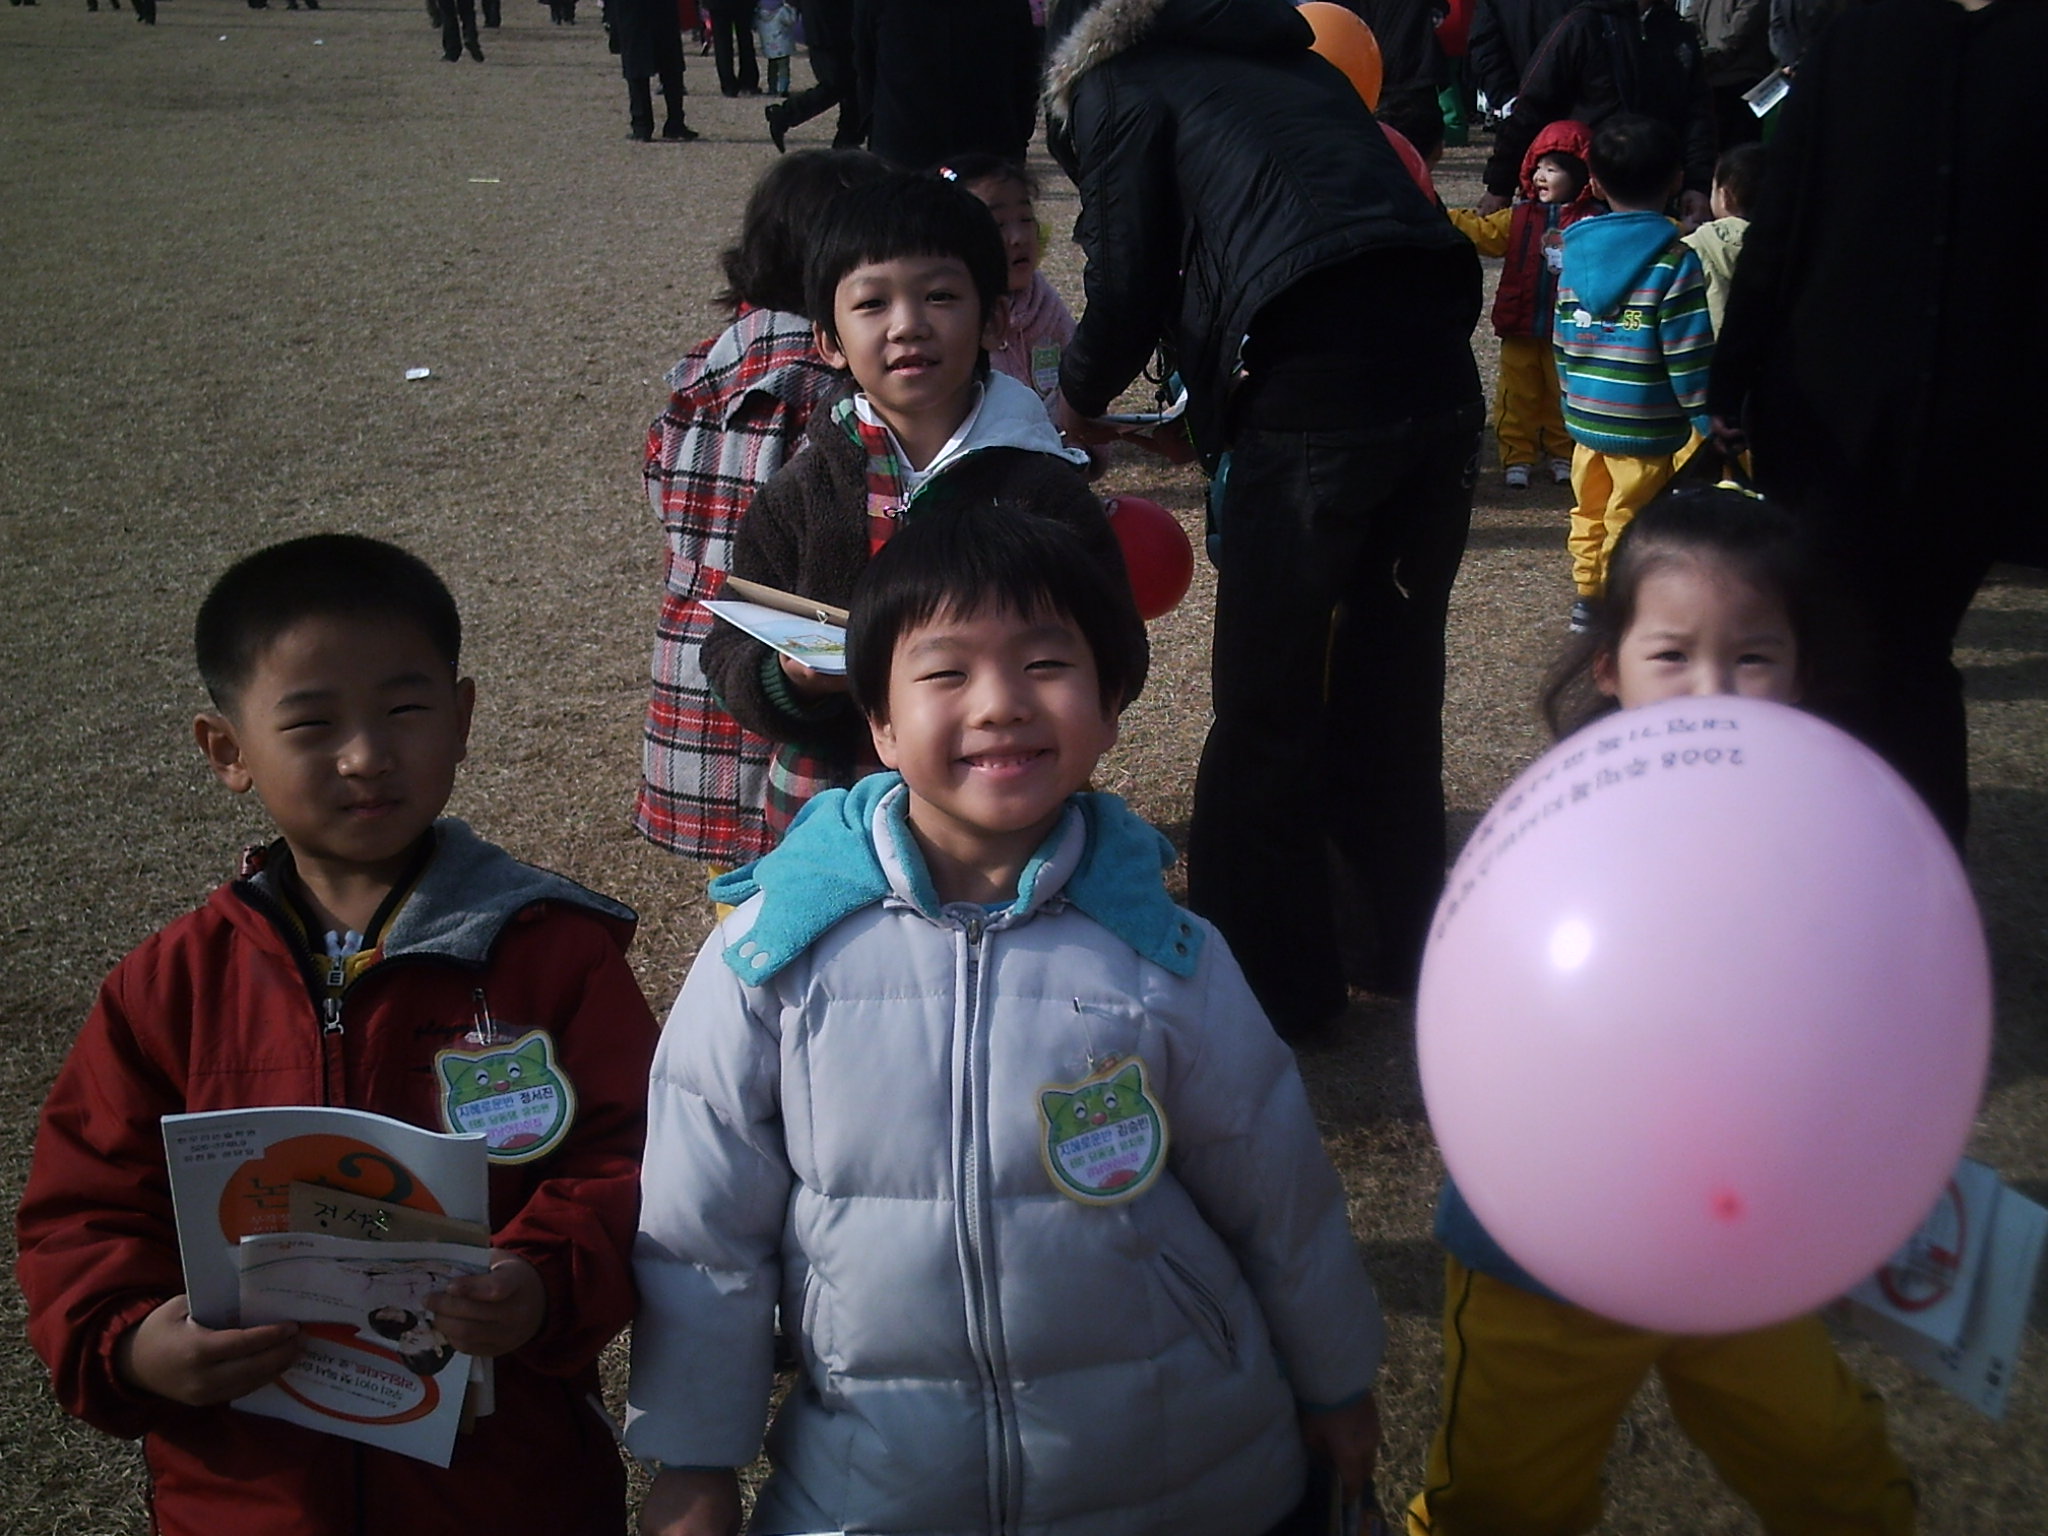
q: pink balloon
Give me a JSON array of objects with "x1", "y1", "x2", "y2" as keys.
[{"x1": 1417, "y1": 697, "x2": 1990, "y2": 1334}]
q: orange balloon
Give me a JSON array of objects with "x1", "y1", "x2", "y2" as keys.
[{"x1": 1297, "y1": 2, "x2": 1384, "y2": 110}]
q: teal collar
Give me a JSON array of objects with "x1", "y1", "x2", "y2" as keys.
[{"x1": 710, "y1": 774, "x2": 1202, "y2": 984}]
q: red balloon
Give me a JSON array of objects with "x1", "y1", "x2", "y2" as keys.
[{"x1": 1105, "y1": 496, "x2": 1195, "y2": 621}]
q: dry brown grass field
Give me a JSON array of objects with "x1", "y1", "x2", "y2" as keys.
[{"x1": 4, "y1": 4, "x2": 2046, "y2": 1530}]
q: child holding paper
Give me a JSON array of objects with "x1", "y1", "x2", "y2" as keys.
[
  {"x1": 15, "y1": 534, "x2": 658, "y2": 1536},
  {"x1": 699, "y1": 169, "x2": 1128, "y2": 833}
]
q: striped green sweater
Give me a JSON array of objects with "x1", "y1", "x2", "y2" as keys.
[{"x1": 1552, "y1": 210, "x2": 1714, "y2": 457}]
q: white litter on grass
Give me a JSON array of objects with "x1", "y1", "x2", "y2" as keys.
[
  {"x1": 468, "y1": 177, "x2": 501, "y2": 184},
  {"x1": 405, "y1": 368, "x2": 432, "y2": 381},
  {"x1": 314, "y1": 38, "x2": 324, "y2": 43}
]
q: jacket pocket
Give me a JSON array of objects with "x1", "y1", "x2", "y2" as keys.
[
  {"x1": 796, "y1": 1266, "x2": 839, "y2": 1400},
  {"x1": 1159, "y1": 1249, "x2": 1238, "y2": 1366}
]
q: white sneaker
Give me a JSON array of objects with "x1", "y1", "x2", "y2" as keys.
[
  {"x1": 1549, "y1": 456, "x2": 1573, "y2": 484},
  {"x1": 1504, "y1": 463, "x2": 1532, "y2": 489}
]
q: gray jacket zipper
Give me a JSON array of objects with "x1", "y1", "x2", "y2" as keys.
[{"x1": 953, "y1": 912, "x2": 1022, "y2": 1534}]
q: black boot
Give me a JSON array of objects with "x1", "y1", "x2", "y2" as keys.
[
  {"x1": 463, "y1": 27, "x2": 483, "y2": 57},
  {"x1": 627, "y1": 77, "x2": 655, "y2": 140},
  {"x1": 660, "y1": 85, "x2": 698, "y2": 140}
]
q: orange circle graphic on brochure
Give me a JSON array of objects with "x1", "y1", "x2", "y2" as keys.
[
  {"x1": 216, "y1": 1133, "x2": 447, "y2": 1242},
  {"x1": 275, "y1": 1323, "x2": 443, "y2": 1425}
]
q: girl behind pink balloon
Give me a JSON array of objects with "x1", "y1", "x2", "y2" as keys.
[{"x1": 1408, "y1": 484, "x2": 1916, "y2": 1536}]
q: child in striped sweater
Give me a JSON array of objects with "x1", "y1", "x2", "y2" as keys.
[{"x1": 1553, "y1": 114, "x2": 1714, "y2": 632}]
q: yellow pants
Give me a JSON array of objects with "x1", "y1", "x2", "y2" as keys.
[
  {"x1": 707, "y1": 863, "x2": 736, "y2": 923},
  {"x1": 1496, "y1": 336, "x2": 1569, "y2": 468},
  {"x1": 1567, "y1": 444, "x2": 1678, "y2": 596},
  {"x1": 1407, "y1": 1260, "x2": 1917, "y2": 1536}
]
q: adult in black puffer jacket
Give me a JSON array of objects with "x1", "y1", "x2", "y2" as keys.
[
  {"x1": 857, "y1": 0, "x2": 1040, "y2": 167},
  {"x1": 1046, "y1": 0, "x2": 1484, "y2": 1038},
  {"x1": 1480, "y1": 0, "x2": 1714, "y2": 213}
]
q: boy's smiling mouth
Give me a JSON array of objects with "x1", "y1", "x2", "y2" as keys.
[{"x1": 962, "y1": 748, "x2": 1048, "y2": 773}]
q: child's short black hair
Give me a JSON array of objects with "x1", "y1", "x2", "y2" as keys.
[
  {"x1": 1587, "y1": 113, "x2": 1683, "y2": 207},
  {"x1": 195, "y1": 534, "x2": 461, "y2": 713},
  {"x1": 1711, "y1": 142, "x2": 1765, "y2": 220},
  {"x1": 1536, "y1": 148, "x2": 1589, "y2": 194},
  {"x1": 934, "y1": 152, "x2": 1039, "y2": 200},
  {"x1": 803, "y1": 171, "x2": 1009, "y2": 348},
  {"x1": 1376, "y1": 97, "x2": 1444, "y2": 164},
  {"x1": 717, "y1": 148, "x2": 889, "y2": 317},
  {"x1": 1542, "y1": 484, "x2": 1834, "y2": 736},
  {"x1": 846, "y1": 502, "x2": 1150, "y2": 722}
]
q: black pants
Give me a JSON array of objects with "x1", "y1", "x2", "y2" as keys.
[
  {"x1": 707, "y1": 0, "x2": 758, "y2": 92},
  {"x1": 782, "y1": 0, "x2": 861, "y2": 144},
  {"x1": 439, "y1": 0, "x2": 476, "y2": 54},
  {"x1": 1793, "y1": 491, "x2": 2000, "y2": 848},
  {"x1": 1711, "y1": 83, "x2": 1764, "y2": 149},
  {"x1": 1186, "y1": 401, "x2": 1484, "y2": 1031},
  {"x1": 627, "y1": 65, "x2": 685, "y2": 136}
]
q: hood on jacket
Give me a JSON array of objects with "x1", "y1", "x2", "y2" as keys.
[
  {"x1": 239, "y1": 819, "x2": 636, "y2": 964},
  {"x1": 1685, "y1": 215, "x2": 1745, "y2": 278},
  {"x1": 1519, "y1": 118, "x2": 1597, "y2": 206},
  {"x1": 711, "y1": 773, "x2": 1200, "y2": 983},
  {"x1": 836, "y1": 370, "x2": 1089, "y2": 485},
  {"x1": 1559, "y1": 209, "x2": 1683, "y2": 317},
  {"x1": 1044, "y1": 0, "x2": 1311, "y2": 120},
  {"x1": 662, "y1": 304, "x2": 816, "y2": 400}
]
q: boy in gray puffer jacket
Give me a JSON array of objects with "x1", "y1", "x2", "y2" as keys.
[{"x1": 627, "y1": 505, "x2": 1385, "y2": 1536}]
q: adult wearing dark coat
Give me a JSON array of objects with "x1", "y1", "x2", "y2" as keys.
[
  {"x1": 1478, "y1": 0, "x2": 1714, "y2": 218},
  {"x1": 767, "y1": 0, "x2": 865, "y2": 149},
  {"x1": 1696, "y1": 0, "x2": 1773, "y2": 146},
  {"x1": 611, "y1": 0, "x2": 698, "y2": 139},
  {"x1": 1709, "y1": 0, "x2": 2048, "y2": 843},
  {"x1": 1048, "y1": 0, "x2": 1483, "y2": 1036},
  {"x1": 1467, "y1": 0, "x2": 1579, "y2": 106},
  {"x1": 855, "y1": 0, "x2": 1039, "y2": 168},
  {"x1": 1349, "y1": 0, "x2": 1447, "y2": 120}
]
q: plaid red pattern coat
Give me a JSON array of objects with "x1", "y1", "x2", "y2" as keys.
[{"x1": 637, "y1": 306, "x2": 843, "y2": 864}]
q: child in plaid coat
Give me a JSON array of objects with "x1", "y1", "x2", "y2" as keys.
[{"x1": 637, "y1": 149, "x2": 885, "y2": 874}]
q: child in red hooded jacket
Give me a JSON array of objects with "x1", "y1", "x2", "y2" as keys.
[
  {"x1": 1448, "y1": 119, "x2": 1601, "y2": 490},
  {"x1": 15, "y1": 535, "x2": 658, "y2": 1536}
]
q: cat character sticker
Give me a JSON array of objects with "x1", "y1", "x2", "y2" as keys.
[
  {"x1": 434, "y1": 1031, "x2": 576, "y2": 1165},
  {"x1": 1038, "y1": 1058, "x2": 1169, "y2": 1206}
]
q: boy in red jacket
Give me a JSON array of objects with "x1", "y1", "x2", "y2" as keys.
[
  {"x1": 1448, "y1": 119, "x2": 1601, "y2": 489},
  {"x1": 15, "y1": 534, "x2": 658, "y2": 1536}
]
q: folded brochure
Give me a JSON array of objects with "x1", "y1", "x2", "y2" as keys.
[{"x1": 163, "y1": 1105, "x2": 491, "y2": 1465}]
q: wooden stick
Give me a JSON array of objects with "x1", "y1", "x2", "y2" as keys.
[{"x1": 721, "y1": 576, "x2": 851, "y2": 627}]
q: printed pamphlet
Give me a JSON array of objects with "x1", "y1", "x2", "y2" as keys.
[
  {"x1": 162, "y1": 1105, "x2": 491, "y2": 1464},
  {"x1": 1829, "y1": 1158, "x2": 2048, "y2": 1419}
]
